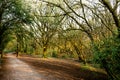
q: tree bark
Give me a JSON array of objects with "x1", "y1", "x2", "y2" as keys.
[
  {"x1": 0, "y1": 51, "x2": 3, "y2": 58},
  {"x1": 101, "y1": 59, "x2": 116, "y2": 80},
  {"x1": 43, "y1": 46, "x2": 47, "y2": 58},
  {"x1": 16, "y1": 42, "x2": 19, "y2": 57},
  {"x1": 101, "y1": 0, "x2": 120, "y2": 38},
  {"x1": 73, "y1": 44, "x2": 86, "y2": 64}
]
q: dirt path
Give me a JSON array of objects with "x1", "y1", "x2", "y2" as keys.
[
  {"x1": 0, "y1": 54, "x2": 46, "y2": 80},
  {"x1": 0, "y1": 54, "x2": 108, "y2": 80}
]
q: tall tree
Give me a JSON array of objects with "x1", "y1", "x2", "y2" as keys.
[
  {"x1": 100, "y1": 0, "x2": 120, "y2": 38},
  {"x1": 0, "y1": 0, "x2": 31, "y2": 57},
  {"x1": 30, "y1": 3, "x2": 63, "y2": 57}
]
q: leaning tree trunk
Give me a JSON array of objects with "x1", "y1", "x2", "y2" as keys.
[
  {"x1": 101, "y1": 0, "x2": 120, "y2": 39},
  {"x1": 101, "y1": 59, "x2": 118, "y2": 80},
  {"x1": 73, "y1": 44, "x2": 86, "y2": 64}
]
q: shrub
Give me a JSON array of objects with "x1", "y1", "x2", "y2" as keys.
[
  {"x1": 93, "y1": 38, "x2": 120, "y2": 80},
  {"x1": 52, "y1": 51, "x2": 58, "y2": 58},
  {"x1": 61, "y1": 54, "x2": 69, "y2": 59}
]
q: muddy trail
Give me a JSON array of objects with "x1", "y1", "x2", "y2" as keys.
[{"x1": 0, "y1": 54, "x2": 108, "y2": 80}]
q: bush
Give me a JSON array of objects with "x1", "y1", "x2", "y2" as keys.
[
  {"x1": 93, "y1": 38, "x2": 120, "y2": 80},
  {"x1": 52, "y1": 51, "x2": 58, "y2": 58},
  {"x1": 61, "y1": 54, "x2": 69, "y2": 59}
]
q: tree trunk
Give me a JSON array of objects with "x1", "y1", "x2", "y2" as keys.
[
  {"x1": 117, "y1": 28, "x2": 120, "y2": 39},
  {"x1": 43, "y1": 46, "x2": 47, "y2": 58},
  {"x1": 16, "y1": 51, "x2": 19, "y2": 57},
  {"x1": 0, "y1": 51, "x2": 3, "y2": 58},
  {"x1": 101, "y1": 59, "x2": 117, "y2": 80},
  {"x1": 101, "y1": 0, "x2": 120, "y2": 39},
  {"x1": 16, "y1": 42, "x2": 19, "y2": 57},
  {"x1": 78, "y1": 56, "x2": 83, "y2": 62},
  {"x1": 73, "y1": 44, "x2": 86, "y2": 64}
]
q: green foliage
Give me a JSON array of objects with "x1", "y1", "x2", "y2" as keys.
[
  {"x1": 3, "y1": 39, "x2": 17, "y2": 53},
  {"x1": 61, "y1": 54, "x2": 69, "y2": 59},
  {"x1": 0, "y1": 29, "x2": 15, "y2": 51},
  {"x1": 26, "y1": 46, "x2": 34, "y2": 55},
  {"x1": 93, "y1": 38, "x2": 120, "y2": 80},
  {"x1": 52, "y1": 51, "x2": 58, "y2": 58},
  {"x1": 0, "y1": 0, "x2": 32, "y2": 52}
]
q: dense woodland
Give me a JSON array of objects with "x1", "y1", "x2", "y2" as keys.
[{"x1": 0, "y1": 0, "x2": 120, "y2": 80}]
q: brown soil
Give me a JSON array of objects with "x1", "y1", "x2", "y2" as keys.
[{"x1": 0, "y1": 54, "x2": 108, "y2": 80}]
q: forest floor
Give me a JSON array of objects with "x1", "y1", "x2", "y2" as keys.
[{"x1": 0, "y1": 53, "x2": 108, "y2": 80}]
